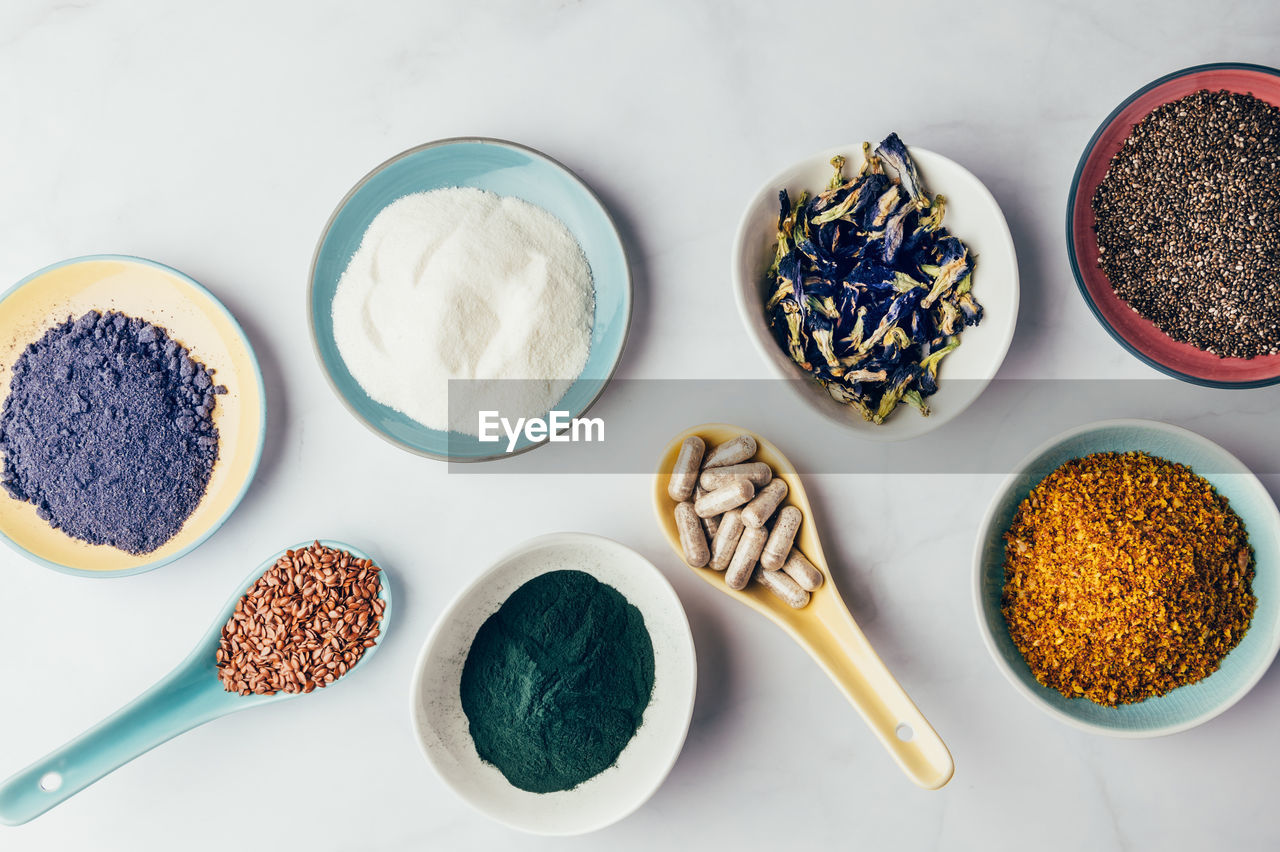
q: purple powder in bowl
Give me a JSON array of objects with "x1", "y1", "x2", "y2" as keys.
[{"x1": 0, "y1": 311, "x2": 225, "y2": 554}]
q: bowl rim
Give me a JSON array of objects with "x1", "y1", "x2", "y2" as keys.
[
  {"x1": 306, "y1": 136, "x2": 633, "y2": 462},
  {"x1": 0, "y1": 254, "x2": 267, "y2": 579},
  {"x1": 1065, "y1": 61, "x2": 1280, "y2": 389},
  {"x1": 407, "y1": 530, "x2": 697, "y2": 836},
  {"x1": 731, "y1": 142, "x2": 1019, "y2": 442},
  {"x1": 970, "y1": 417, "x2": 1280, "y2": 737}
]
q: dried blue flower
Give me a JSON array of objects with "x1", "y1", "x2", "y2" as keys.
[{"x1": 875, "y1": 132, "x2": 930, "y2": 204}]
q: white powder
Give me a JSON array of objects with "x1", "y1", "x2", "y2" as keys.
[{"x1": 331, "y1": 187, "x2": 594, "y2": 435}]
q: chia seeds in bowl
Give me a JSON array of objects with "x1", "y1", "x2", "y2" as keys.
[
  {"x1": 1064, "y1": 63, "x2": 1280, "y2": 383},
  {"x1": 1092, "y1": 89, "x2": 1280, "y2": 360}
]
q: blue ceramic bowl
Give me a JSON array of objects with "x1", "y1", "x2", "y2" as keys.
[
  {"x1": 308, "y1": 138, "x2": 631, "y2": 461},
  {"x1": 973, "y1": 419, "x2": 1280, "y2": 736}
]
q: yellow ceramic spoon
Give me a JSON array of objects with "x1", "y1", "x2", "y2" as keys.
[{"x1": 654, "y1": 423, "x2": 954, "y2": 789}]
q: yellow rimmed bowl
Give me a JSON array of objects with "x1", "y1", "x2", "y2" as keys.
[{"x1": 0, "y1": 256, "x2": 267, "y2": 577}]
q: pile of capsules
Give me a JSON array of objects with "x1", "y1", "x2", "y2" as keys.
[{"x1": 669, "y1": 433, "x2": 824, "y2": 608}]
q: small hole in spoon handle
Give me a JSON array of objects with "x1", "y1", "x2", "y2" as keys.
[
  {"x1": 895, "y1": 723, "x2": 914, "y2": 742},
  {"x1": 38, "y1": 773, "x2": 62, "y2": 793}
]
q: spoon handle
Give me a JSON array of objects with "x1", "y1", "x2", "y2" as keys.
[
  {"x1": 805, "y1": 590, "x2": 955, "y2": 789},
  {"x1": 0, "y1": 663, "x2": 226, "y2": 825}
]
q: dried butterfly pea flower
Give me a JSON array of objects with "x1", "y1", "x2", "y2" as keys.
[{"x1": 764, "y1": 132, "x2": 983, "y2": 424}]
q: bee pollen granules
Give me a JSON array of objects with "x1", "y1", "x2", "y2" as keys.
[{"x1": 1001, "y1": 452, "x2": 1255, "y2": 707}]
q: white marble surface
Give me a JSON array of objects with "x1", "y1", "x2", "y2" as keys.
[{"x1": 2, "y1": 1, "x2": 1279, "y2": 849}]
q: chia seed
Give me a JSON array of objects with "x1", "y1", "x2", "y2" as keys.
[
  {"x1": 1092, "y1": 89, "x2": 1280, "y2": 359},
  {"x1": 0, "y1": 311, "x2": 226, "y2": 554}
]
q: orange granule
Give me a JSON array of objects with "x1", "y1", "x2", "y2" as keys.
[{"x1": 1001, "y1": 451, "x2": 1255, "y2": 706}]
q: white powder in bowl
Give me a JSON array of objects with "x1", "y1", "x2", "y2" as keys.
[{"x1": 331, "y1": 187, "x2": 594, "y2": 435}]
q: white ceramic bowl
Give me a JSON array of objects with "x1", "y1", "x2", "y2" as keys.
[
  {"x1": 732, "y1": 143, "x2": 1020, "y2": 441},
  {"x1": 409, "y1": 533, "x2": 696, "y2": 835}
]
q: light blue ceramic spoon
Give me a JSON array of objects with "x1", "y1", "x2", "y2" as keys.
[{"x1": 0, "y1": 540, "x2": 391, "y2": 826}]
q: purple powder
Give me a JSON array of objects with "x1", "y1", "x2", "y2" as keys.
[{"x1": 0, "y1": 311, "x2": 226, "y2": 554}]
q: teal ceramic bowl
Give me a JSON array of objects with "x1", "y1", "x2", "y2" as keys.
[
  {"x1": 308, "y1": 138, "x2": 632, "y2": 461},
  {"x1": 973, "y1": 419, "x2": 1280, "y2": 736}
]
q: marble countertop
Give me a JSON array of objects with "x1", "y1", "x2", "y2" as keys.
[{"x1": 2, "y1": 1, "x2": 1279, "y2": 849}]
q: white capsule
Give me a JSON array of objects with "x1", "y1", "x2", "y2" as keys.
[
  {"x1": 699, "y1": 462, "x2": 772, "y2": 491},
  {"x1": 695, "y1": 485, "x2": 720, "y2": 538},
  {"x1": 741, "y1": 478, "x2": 789, "y2": 528},
  {"x1": 703, "y1": 434, "x2": 758, "y2": 469},
  {"x1": 667, "y1": 436, "x2": 706, "y2": 502},
  {"x1": 782, "y1": 548, "x2": 824, "y2": 591},
  {"x1": 725, "y1": 526, "x2": 767, "y2": 590},
  {"x1": 761, "y1": 506, "x2": 802, "y2": 571},
  {"x1": 694, "y1": 479, "x2": 754, "y2": 518},
  {"x1": 754, "y1": 566, "x2": 810, "y2": 608},
  {"x1": 674, "y1": 501, "x2": 710, "y2": 568},
  {"x1": 709, "y1": 509, "x2": 745, "y2": 571}
]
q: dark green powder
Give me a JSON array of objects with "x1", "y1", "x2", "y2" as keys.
[{"x1": 459, "y1": 569, "x2": 656, "y2": 793}]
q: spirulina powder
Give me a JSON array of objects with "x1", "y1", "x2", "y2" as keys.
[{"x1": 460, "y1": 570, "x2": 655, "y2": 793}]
